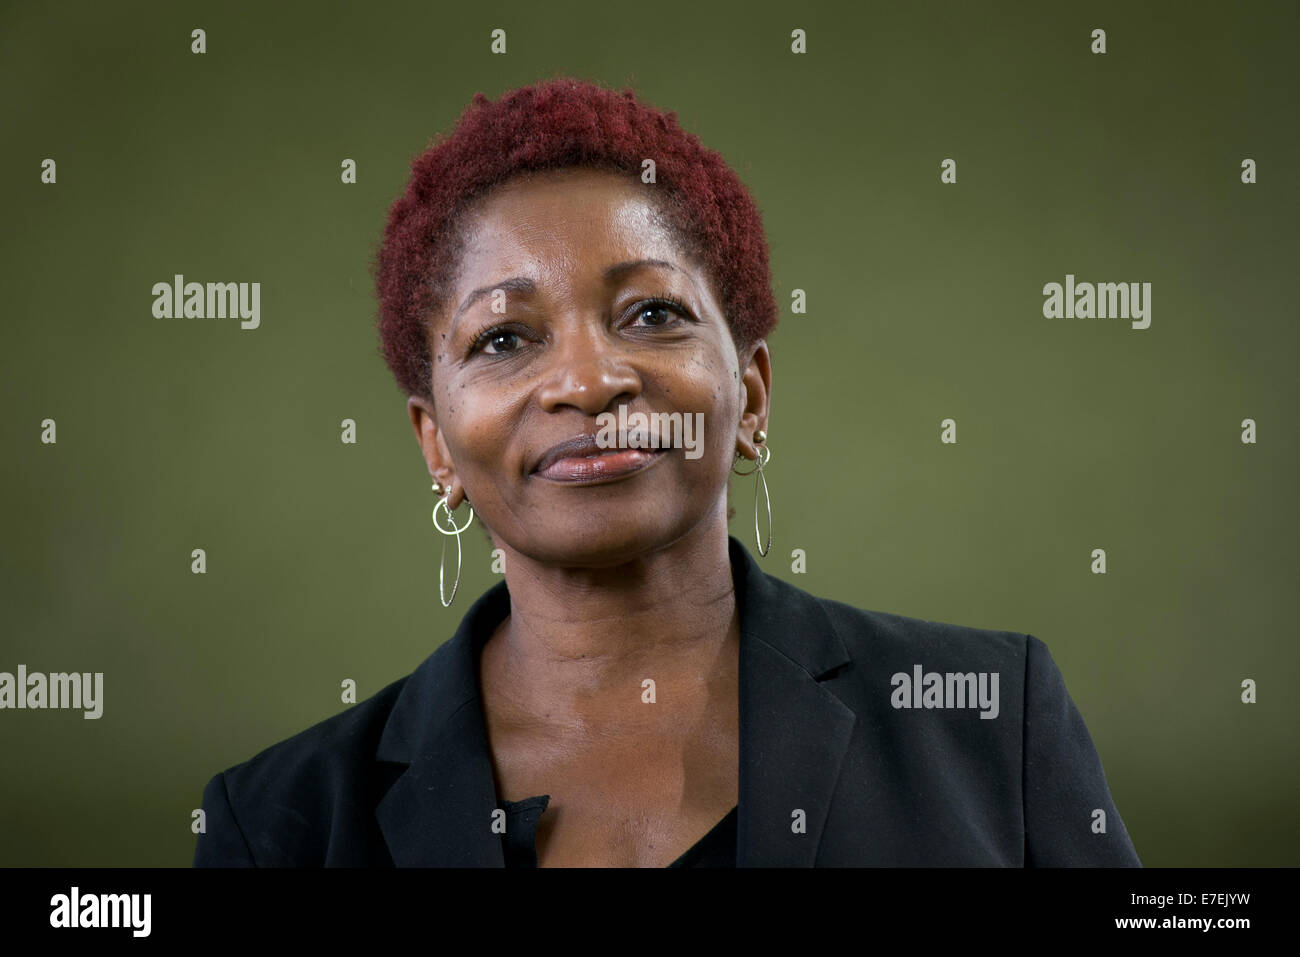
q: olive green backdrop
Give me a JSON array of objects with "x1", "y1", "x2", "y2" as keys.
[{"x1": 2, "y1": 0, "x2": 1296, "y2": 866}]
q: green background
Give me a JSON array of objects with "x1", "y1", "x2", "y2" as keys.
[{"x1": 1, "y1": 0, "x2": 1296, "y2": 866}]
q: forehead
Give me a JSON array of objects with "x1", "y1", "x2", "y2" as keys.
[{"x1": 453, "y1": 168, "x2": 686, "y2": 281}]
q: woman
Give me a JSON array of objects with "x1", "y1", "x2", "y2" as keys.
[{"x1": 193, "y1": 76, "x2": 1140, "y2": 867}]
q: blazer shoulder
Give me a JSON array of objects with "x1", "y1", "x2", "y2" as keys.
[
  {"x1": 194, "y1": 671, "x2": 411, "y2": 866},
  {"x1": 228, "y1": 672, "x2": 408, "y2": 786},
  {"x1": 815, "y1": 591, "x2": 1029, "y2": 664},
  {"x1": 802, "y1": 587, "x2": 1140, "y2": 865}
]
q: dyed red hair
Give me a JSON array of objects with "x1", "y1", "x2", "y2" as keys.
[{"x1": 372, "y1": 75, "x2": 778, "y2": 402}]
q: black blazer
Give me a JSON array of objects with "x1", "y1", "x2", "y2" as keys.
[{"x1": 193, "y1": 536, "x2": 1140, "y2": 866}]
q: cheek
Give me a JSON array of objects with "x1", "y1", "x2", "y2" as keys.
[
  {"x1": 435, "y1": 386, "x2": 512, "y2": 471},
  {"x1": 653, "y1": 337, "x2": 727, "y2": 399},
  {"x1": 665, "y1": 371, "x2": 739, "y2": 470},
  {"x1": 682, "y1": 358, "x2": 739, "y2": 420}
]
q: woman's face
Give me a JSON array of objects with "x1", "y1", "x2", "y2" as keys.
[{"x1": 409, "y1": 167, "x2": 769, "y2": 567}]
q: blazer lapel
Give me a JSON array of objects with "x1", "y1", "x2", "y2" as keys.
[
  {"x1": 730, "y1": 537, "x2": 858, "y2": 867},
  {"x1": 374, "y1": 582, "x2": 511, "y2": 866}
]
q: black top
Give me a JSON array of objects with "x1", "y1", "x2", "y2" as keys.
[
  {"x1": 194, "y1": 536, "x2": 1141, "y2": 866},
  {"x1": 499, "y1": 795, "x2": 738, "y2": 867}
]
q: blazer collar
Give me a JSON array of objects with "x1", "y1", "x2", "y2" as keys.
[{"x1": 375, "y1": 536, "x2": 856, "y2": 866}]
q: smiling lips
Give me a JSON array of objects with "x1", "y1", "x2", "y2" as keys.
[{"x1": 531, "y1": 434, "x2": 667, "y2": 483}]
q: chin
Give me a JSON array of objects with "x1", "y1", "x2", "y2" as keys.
[{"x1": 520, "y1": 512, "x2": 700, "y2": 568}]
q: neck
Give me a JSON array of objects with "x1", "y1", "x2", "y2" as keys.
[{"x1": 482, "y1": 510, "x2": 739, "y2": 730}]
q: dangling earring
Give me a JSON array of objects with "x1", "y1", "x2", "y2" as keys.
[
  {"x1": 731, "y1": 430, "x2": 771, "y2": 557},
  {"x1": 431, "y1": 480, "x2": 474, "y2": 607}
]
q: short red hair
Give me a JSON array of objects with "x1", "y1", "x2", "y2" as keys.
[{"x1": 372, "y1": 75, "x2": 778, "y2": 402}]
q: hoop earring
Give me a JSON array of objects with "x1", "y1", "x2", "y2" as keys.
[
  {"x1": 731, "y1": 431, "x2": 771, "y2": 557},
  {"x1": 431, "y1": 483, "x2": 475, "y2": 607}
]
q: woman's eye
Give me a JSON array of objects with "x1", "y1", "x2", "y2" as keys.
[
  {"x1": 469, "y1": 327, "x2": 524, "y2": 356},
  {"x1": 483, "y1": 331, "x2": 520, "y2": 354},
  {"x1": 630, "y1": 299, "x2": 688, "y2": 328}
]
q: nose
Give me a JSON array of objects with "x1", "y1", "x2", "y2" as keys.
[{"x1": 535, "y1": 325, "x2": 643, "y2": 416}]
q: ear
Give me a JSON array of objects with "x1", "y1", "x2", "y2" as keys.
[
  {"x1": 407, "y1": 395, "x2": 468, "y2": 510},
  {"x1": 735, "y1": 340, "x2": 771, "y2": 460}
]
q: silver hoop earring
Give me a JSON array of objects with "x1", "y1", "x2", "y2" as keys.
[
  {"x1": 731, "y1": 436, "x2": 772, "y2": 557},
  {"x1": 431, "y1": 485, "x2": 475, "y2": 607}
]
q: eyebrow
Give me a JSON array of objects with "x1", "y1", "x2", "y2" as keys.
[{"x1": 448, "y1": 258, "x2": 680, "y2": 334}]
